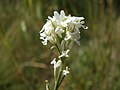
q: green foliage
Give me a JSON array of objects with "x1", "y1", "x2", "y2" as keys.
[{"x1": 0, "y1": 0, "x2": 120, "y2": 90}]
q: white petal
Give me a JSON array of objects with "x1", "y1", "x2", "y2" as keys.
[
  {"x1": 63, "y1": 70, "x2": 69, "y2": 75},
  {"x1": 42, "y1": 38, "x2": 48, "y2": 45},
  {"x1": 50, "y1": 46, "x2": 55, "y2": 49},
  {"x1": 48, "y1": 16, "x2": 56, "y2": 22},
  {"x1": 54, "y1": 11, "x2": 60, "y2": 20},
  {"x1": 66, "y1": 49, "x2": 70, "y2": 54},
  {"x1": 60, "y1": 22, "x2": 67, "y2": 27},
  {"x1": 55, "y1": 60, "x2": 61, "y2": 68},
  {"x1": 59, "y1": 49, "x2": 70, "y2": 58},
  {"x1": 84, "y1": 26, "x2": 88, "y2": 29},
  {"x1": 65, "y1": 31, "x2": 71, "y2": 40},
  {"x1": 63, "y1": 67, "x2": 69, "y2": 76},
  {"x1": 42, "y1": 41, "x2": 47, "y2": 45},
  {"x1": 60, "y1": 10, "x2": 65, "y2": 17},
  {"x1": 40, "y1": 32, "x2": 46, "y2": 37},
  {"x1": 48, "y1": 36, "x2": 56, "y2": 44},
  {"x1": 80, "y1": 21, "x2": 85, "y2": 24},
  {"x1": 55, "y1": 26, "x2": 64, "y2": 38},
  {"x1": 51, "y1": 58, "x2": 56, "y2": 65},
  {"x1": 40, "y1": 36, "x2": 44, "y2": 40}
]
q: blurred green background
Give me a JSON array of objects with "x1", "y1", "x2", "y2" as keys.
[{"x1": 0, "y1": 0, "x2": 120, "y2": 90}]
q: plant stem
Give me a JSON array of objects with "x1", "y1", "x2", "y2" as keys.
[
  {"x1": 54, "y1": 44, "x2": 67, "y2": 90},
  {"x1": 55, "y1": 44, "x2": 61, "y2": 55},
  {"x1": 54, "y1": 63, "x2": 63, "y2": 90},
  {"x1": 54, "y1": 44, "x2": 63, "y2": 90},
  {"x1": 45, "y1": 80, "x2": 51, "y2": 90},
  {"x1": 56, "y1": 58, "x2": 66, "y2": 89},
  {"x1": 57, "y1": 75, "x2": 65, "y2": 88}
]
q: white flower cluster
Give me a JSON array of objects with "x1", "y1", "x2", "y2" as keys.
[
  {"x1": 40, "y1": 10, "x2": 88, "y2": 49},
  {"x1": 40, "y1": 10, "x2": 88, "y2": 76}
]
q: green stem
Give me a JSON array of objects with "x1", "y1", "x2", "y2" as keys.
[
  {"x1": 55, "y1": 44, "x2": 61, "y2": 55},
  {"x1": 54, "y1": 69, "x2": 57, "y2": 85},
  {"x1": 45, "y1": 80, "x2": 51, "y2": 90},
  {"x1": 54, "y1": 81, "x2": 57, "y2": 90},
  {"x1": 57, "y1": 75, "x2": 65, "y2": 88},
  {"x1": 54, "y1": 44, "x2": 67, "y2": 90},
  {"x1": 54, "y1": 63, "x2": 63, "y2": 90},
  {"x1": 54, "y1": 44, "x2": 62, "y2": 90},
  {"x1": 56, "y1": 59, "x2": 66, "y2": 89}
]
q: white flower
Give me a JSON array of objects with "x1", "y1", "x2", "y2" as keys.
[
  {"x1": 40, "y1": 20, "x2": 54, "y2": 34},
  {"x1": 54, "y1": 10, "x2": 65, "y2": 22},
  {"x1": 47, "y1": 35, "x2": 57, "y2": 44},
  {"x1": 65, "y1": 16, "x2": 84, "y2": 24},
  {"x1": 51, "y1": 58, "x2": 62, "y2": 76},
  {"x1": 61, "y1": 40, "x2": 74, "y2": 51},
  {"x1": 40, "y1": 20, "x2": 55, "y2": 45},
  {"x1": 51, "y1": 58, "x2": 61, "y2": 68},
  {"x1": 55, "y1": 26, "x2": 64, "y2": 38},
  {"x1": 48, "y1": 10, "x2": 68, "y2": 27},
  {"x1": 65, "y1": 31, "x2": 80, "y2": 41},
  {"x1": 59, "y1": 49, "x2": 70, "y2": 58},
  {"x1": 41, "y1": 37, "x2": 48, "y2": 45},
  {"x1": 40, "y1": 35, "x2": 56, "y2": 45},
  {"x1": 64, "y1": 31, "x2": 71, "y2": 41},
  {"x1": 63, "y1": 66, "x2": 69, "y2": 76}
]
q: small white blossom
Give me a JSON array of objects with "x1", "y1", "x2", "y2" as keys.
[
  {"x1": 55, "y1": 26, "x2": 64, "y2": 38},
  {"x1": 64, "y1": 31, "x2": 71, "y2": 41},
  {"x1": 53, "y1": 10, "x2": 66, "y2": 22},
  {"x1": 47, "y1": 35, "x2": 57, "y2": 44},
  {"x1": 48, "y1": 10, "x2": 68, "y2": 27},
  {"x1": 65, "y1": 31, "x2": 80, "y2": 41},
  {"x1": 63, "y1": 66, "x2": 69, "y2": 76},
  {"x1": 51, "y1": 58, "x2": 62, "y2": 76},
  {"x1": 40, "y1": 20, "x2": 54, "y2": 34},
  {"x1": 51, "y1": 58, "x2": 61, "y2": 68},
  {"x1": 59, "y1": 49, "x2": 70, "y2": 58},
  {"x1": 61, "y1": 40, "x2": 74, "y2": 51}
]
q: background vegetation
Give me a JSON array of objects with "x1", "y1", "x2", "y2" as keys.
[{"x1": 0, "y1": 0, "x2": 120, "y2": 90}]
